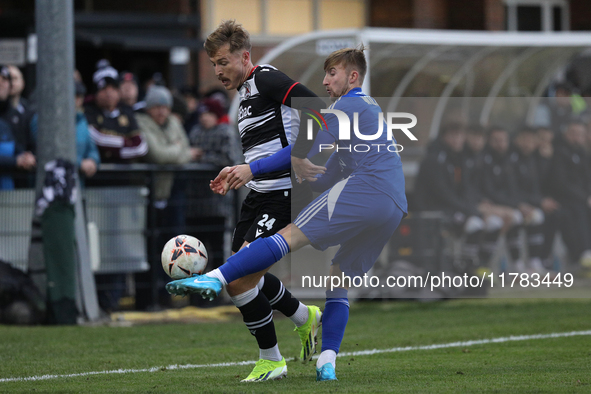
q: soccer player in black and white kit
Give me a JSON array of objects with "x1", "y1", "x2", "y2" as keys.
[{"x1": 203, "y1": 20, "x2": 325, "y2": 381}]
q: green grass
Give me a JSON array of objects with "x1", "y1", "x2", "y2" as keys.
[{"x1": 1, "y1": 298, "x2": 590, "y2": 393}]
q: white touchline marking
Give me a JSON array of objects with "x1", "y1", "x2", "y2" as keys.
[
  {"x1": 2, "y1": 329, "x2": 590, "y2": 383},
  {"x1": 335, "y1": 329, "x2": 591, "y2": 357}
]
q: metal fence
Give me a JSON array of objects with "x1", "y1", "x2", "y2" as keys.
[{"x1": 0, "y1": 163, "x2": 238, "y2": 311}]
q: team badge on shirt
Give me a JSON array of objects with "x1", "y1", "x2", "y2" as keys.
[
  {"x1": 243, "y1": 82, "x2": 251, "y2": 99},
  {"x1": 118, "y1": 115, "x2": 129, "y2": 127}
]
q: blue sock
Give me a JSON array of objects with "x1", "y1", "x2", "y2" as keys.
[
  {"x1": 321, "y1": 288, "x2": 349, "y2": 354},
  {"x1": 219, "y1": 234, "x2": 289, "y2": 283}
]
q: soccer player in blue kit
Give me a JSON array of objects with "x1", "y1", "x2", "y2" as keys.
[{"x1": 167, "y1": 47, "x2": 408, "y2": 381}]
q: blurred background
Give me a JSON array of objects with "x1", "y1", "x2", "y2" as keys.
[
  {"x1": 2, "y1": 0, "x2": 590, "y2": 97},
  {"x1": 1, "y1": 0, "x2": 591, "y2": 324}
]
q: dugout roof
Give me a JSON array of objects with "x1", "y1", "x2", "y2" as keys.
[
  {"x1": 235, "y1": 28, "x2": 591, "y2": 138},
  {"x1": 230, "y1": 28, "x2": 591, "y2": 186}
]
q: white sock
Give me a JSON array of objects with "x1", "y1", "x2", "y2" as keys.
[
  {"x1": 205, "y1": 268, "x2": 227, "y2": 286},
  {"x1": 230, "y1": 287, "x2": 258, "y2": 307},
  {"x1": 290, "y1": 302, "x2": 309, "y2": 327},
  {"x1": 257, "y1": 276, "x2": 265, "y2": 290},
  {"x1": 260, "y1": 344, "x2": 282, "y2": 362},
  {"x1": 317, "y1": 350, "x2": 336, "y2": 369}
]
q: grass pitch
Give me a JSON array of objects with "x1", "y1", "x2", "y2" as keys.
[{"x1": 1, "y1": 298, "x2": 590, "y2": 393}]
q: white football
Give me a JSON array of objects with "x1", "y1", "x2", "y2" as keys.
[{"x1": 161, "y1": 235, "x2": 208, "y2": 279}]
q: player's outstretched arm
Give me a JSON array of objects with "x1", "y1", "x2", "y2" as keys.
[
  {"x1": 292, "y1": 157, "x2": 323, "y2": 183},
  {"x1": 251, "y1": 145, "x2": 326, "y2": 183},
  {"x1": 292, "y1": 131, "x2": 334, "y2": 182},
  {"x1": 223, "y1": 146, "x2": 292, "y2": 191},
  {"x1": 307, "y1": 152, "x2": 343, "y2": 192},
  {"x1": 250, "y1": 145, "x2": 293, "y2": 176},
  {"x1": 226, "y1": 164, "x2": 253, "y2": 190}
]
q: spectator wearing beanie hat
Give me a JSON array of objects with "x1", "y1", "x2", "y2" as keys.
[
  {"x1": 136, "y1": 86, "x2": 198, "y2": 201},
  {"x1": 188, "y1": 98, "x2": 241, "y2": 167},
  {"x1": 93, "y1": 65, "x2": 119, "y2": 91},
  {"x1": 85, "y1": 65, "x2": 147, "y2": 163},
  {"x1": 143, "y1": 86, "x2": 173, "y2": 126},
  {"x1": 203, "y1": 88, "x2": 230, "y2": 124}
]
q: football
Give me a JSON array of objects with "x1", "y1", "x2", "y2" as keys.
[{"x1": 161, "y1": 235, "x2": 208, "y2": 279}]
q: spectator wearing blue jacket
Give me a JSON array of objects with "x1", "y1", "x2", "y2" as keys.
[
  {"x1": 74, "y1": 81, "x2": 100, "y2": 181},
  {"x1": 30, "y1": 80, "x2": 100, "y2": 185},
  {"x1": 0, "y1": 65, "x2": 36, "y2": 190}
]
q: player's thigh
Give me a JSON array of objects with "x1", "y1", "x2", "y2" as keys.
[
  {"x1": 332, "y1": 205, "x2": 403, "y2": 278},
  {"x1": 232, "y1": 193, "x2": 258, "y2": 253},
  {"x1": 332, "y1": 207, "x2": 403, "y2": 277},
  {"x1": 295, "y1": 178, "x2": 396, "y2": 251},
  {"x1": 243, "y1": 191, "x2": 291, "y2": 244}
]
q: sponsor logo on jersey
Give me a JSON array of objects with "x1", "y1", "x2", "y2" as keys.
[{"x1": 238, "y1": 105, "x2": 252, "y2": 121}]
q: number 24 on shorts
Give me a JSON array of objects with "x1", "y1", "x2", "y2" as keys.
[{"x1": 258, "y1": 214, "x2": 276, "y2": 230}]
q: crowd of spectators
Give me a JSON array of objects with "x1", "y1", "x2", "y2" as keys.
[
  {"x1": 0, "y1": 60, "x2": 243, "y2": 311},
  {"x1": 1, "y1": 60, "x2": 242, "y2": 189},
  {"x1": 6, "y1": 58, "x2": 591, "y2": 304},
  {"x1": 414, "y1": 82, "x2": 591, "y2": 276}
]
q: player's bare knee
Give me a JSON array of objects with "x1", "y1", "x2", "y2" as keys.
[
  {"x1": 226, "y1": 272, "x2": 266, "y2": 296},
  {"x1": 226, "y1": 279, "x2": 252, "y2": 297}
]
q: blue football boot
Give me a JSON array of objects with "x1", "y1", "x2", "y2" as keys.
[
  {"x1": 316, "y1": 362, "x2": 337, "y2": 381},
  {"x1": 165, "y1": 275, "x2": 222, "y2": 300}
]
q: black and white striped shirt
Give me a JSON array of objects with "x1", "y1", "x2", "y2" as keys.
[{"x1": 237, "y1": 65, "x2": 300, "y2": 192}]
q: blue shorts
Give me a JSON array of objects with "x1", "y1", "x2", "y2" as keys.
[{"x1": 294, "y1": 176, "x2": 404, "y2": 277}]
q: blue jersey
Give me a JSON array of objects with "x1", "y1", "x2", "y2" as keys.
[{"x1": 322, "y1": 88, "x2": 408, "y2": 213}]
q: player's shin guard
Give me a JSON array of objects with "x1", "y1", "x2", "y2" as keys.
[
  {"x1": 231, "y1": 287, "x2": 281, "y2": 361},
  {"x1": 321, "y1": 288, "x2": 350, "y2": 355},
  {"x1": 260, "y1": 273, "x2": 300, "y2": 317},
  {"x1": 219, "y1": 234, "x2": 289, "y2": 284}
]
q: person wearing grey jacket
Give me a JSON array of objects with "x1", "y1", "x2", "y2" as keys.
[
  {"x1": 135, "y1": 85, "x2": 199, "y2": 308},
  {"x1": 137, "y1": 85, "x2": 198, "y2": 201}
]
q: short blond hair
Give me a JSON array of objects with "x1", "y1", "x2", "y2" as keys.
[
  {"x1": 204, "y1": 20, "x2": 252, "y2": 57},
  {"x1": 324, "y1": 45, "x2": 367, "y2": 84}
]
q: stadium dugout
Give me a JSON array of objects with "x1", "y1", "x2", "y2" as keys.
[
  {"x1": 230, "y1": 27, "x2": 591, "y2": 185},
  {"x1": 232, "y1": 28, "x2": 591, "y2": 298}
]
